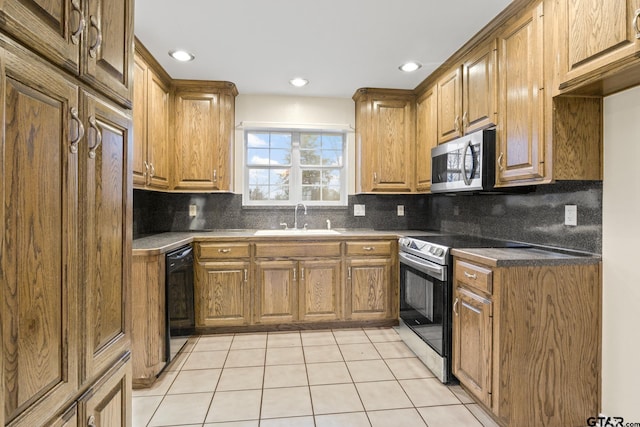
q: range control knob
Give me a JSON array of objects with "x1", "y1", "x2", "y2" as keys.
[{"x1": 434, "y1": 248, "x2": 445, "y2": 256}]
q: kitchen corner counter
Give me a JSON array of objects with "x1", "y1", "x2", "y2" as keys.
[
  {"x1": 450, "y1": 246, "x2": 601, "y2": 267},
  {"x1": 132, "y1": 229, "x2": 427, "y2": 256}
]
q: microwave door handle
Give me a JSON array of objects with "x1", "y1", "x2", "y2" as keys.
[{"x1": 461, "y1": 140, "x2": 473, "y2": 186}]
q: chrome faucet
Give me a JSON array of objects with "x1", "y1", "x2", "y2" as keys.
[{"x1": 294, "y1": 203, "x2": 307, "y2": 229}]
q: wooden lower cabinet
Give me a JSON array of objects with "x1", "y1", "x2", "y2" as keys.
[
  {"x1": 298, "y1": 259, "x2": 341, "y2": 322},
  {"x1": 195, "y1": 260, "x2": 251, "y2": 327},
  {"x1": 131, "y1": 254, "x2": 166, "y2": 387},
  {"x1": 254, "y1": 260, "x2": 298, "y2": 324},
  {"x1": 345, "y1": 258, "x2": 393, "y2": 320},
  {"x1": 451, "y1": 255, "x2": 601, "y2": 427}
]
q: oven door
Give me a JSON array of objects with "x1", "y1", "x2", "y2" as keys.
[{"x1": 399, "y1": 252, "x2": 449, "y2": 357}]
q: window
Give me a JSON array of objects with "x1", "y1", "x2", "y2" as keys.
[{"x1": 244, "y1": 129, "x2": 346, "y2": 206}]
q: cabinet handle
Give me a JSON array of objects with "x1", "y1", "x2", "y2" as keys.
[
  {"x1": 454, "y1": 115, "x2": 460, "y2": 132},
  {"x1": 213, "y1": 169, "x2": 218, "y2": 182},
  {"x1": 70, "y1": 0, "x2": 85, "y2": 45},
  {"x1": 69, "y1": 107, "x2": 84, "y2": 154},
  {"x1": 293, "y1": 268, "x2": 297, "y2": 281},
  {"x1": 149, "y1": 163, "x2": 155, "y2": 178},
  {"x1": 88, "y1": 116, "x2": 102, "y2": 159},
  {"x1": 373, "y1": 172, "x2": 377, "y2": 183},
  {"x1": 634, "y1": 8, "x2": 640, "y2": 39},
  {"x1": 87, "y1": 415, "x2": 96, "y2": 427},
  {"x1": 463, "y1": 271, "x2": 477, "y2": 280},
  {"x1": 362, "y1": 246, "x2": 375, "y2": 251},
  {"x1": 300, "y1": 267, "x2": 305, "y2": 281},
  {"x1": 244, "y1": 269, "x2": 247, "y2": 282},
  {"x1": 218, "y1": 248, "x2": 231, "y2": 253},
  {"x1": 453, "y1": 298, "x2": 459, "y2": 316},
  {"x1": 347, "y1": 267, "x2": 352, "y2": 280},
  {"x1": 497, "y1": 152, "x2": 504, "y2": 172},
  {"x1": 88, "y1": 15, "x2": 102, "y2": 58},
  {"x1": 462, "y1": 111, "x2": 469, "y2": 132}
]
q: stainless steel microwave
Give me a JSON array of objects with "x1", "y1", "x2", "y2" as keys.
[{"x1": 431, "y1": 128, "x2": 496, "y2": 193}]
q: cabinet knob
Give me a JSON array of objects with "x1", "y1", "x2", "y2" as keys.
[
  {"x1": 497, "y1": 152, "x2": 504, "y2": 172},
  {"x1": 464, "y1": 271, "x2": 477, "y2": 280},
  {"x1": 462, "y1": 111, "x2": 469, "y2": 132},
  {"x1": 347, "y1": 267, "x2": 352, "y2": 280},
  {"x1": 373, "y1": 172, "x2": 378, "y2": 183},
  {"x1": 213, "y1": 169, "x2": 218, "y2": 182},
  {"x1": 454, "y1": 115, "x2": 460, "y2": 133},
  {"x1": 293, "y1": 268, "x2": 297, "y2": 281},
  {"x1": 453, "y1": 298, "x2": 459, "y2": 316},
  {"x1": 70, "y1": 0, "x2": 85, "y2": 45},
  {"x1": 634, "y1": 8, "x2": 640, "y2": 39},
  {"x1": 363, "y1": 246, "x2": 375, "y2": 251},
  {"x1": 218, "y1": 248, "x2": 231, "y2": 253},
  {"x1": 69, "y1": 107, "x2": 84, "y2": 154},
  {"x1": 87, "y1": 415, "x2": 96, "y2": 427}
]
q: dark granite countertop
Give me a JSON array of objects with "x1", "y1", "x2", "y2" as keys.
[
  {"x1": 132, "y1": 229, "x2": 442, "y2": 256},
  {"x1": 451, "y1": 246, "x2": 601, "y2": 267}
]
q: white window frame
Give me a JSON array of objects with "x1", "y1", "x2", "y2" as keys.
[{"x1": 243, "y1": 126, "x2": 348, "y2": 207}]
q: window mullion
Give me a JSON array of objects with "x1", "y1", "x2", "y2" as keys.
[{"x1": 291, "y1": 132, "x2": 301, "y2": 204}]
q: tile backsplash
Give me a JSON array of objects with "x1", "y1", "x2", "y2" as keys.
[{"x1": 134, "y1": 181, "x2": 602, "y2": 253}]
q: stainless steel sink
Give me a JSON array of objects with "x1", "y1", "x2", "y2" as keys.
[{"x1": 253, "y1": 229, "x2": 341, "y2": 236}]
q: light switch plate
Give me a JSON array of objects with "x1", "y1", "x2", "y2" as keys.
[
  {"x1": 354, "y1": 204, "x2": 366, "y2": 217},
  {"x1": 565, "y1": 205, "x2": 577, "y2": 226},
  {"x1": 189, "y1": 204, "x2": 197, "y2": 217},
  {"x1": 397, "y1": 205, "x2": 405, "y2": 216}
]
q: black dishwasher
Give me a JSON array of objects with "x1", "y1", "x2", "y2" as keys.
[{"x1": 165, "y1": 244, "x2": 195, "y2": 363}]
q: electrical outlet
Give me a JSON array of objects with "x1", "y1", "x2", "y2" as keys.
[
  {"x1": 189, "y1": 204, "x2": 197, "y2": 217},
  {"x1": 397, "y1": 205, "x2": 405, "y2": 216},
  {"x1": 354, "y1": 204, "x2": 366, "y2": 217},
  {"x1": 565, "y1": 205, "x2": 577, "y2": 226}
]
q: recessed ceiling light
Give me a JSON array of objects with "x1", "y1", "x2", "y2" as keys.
[
  {"x1": 169, "y1": 50, "x2": 195, "y2": 62},
  {"x1": 399, "y1": 61, "x2": 422, "y2": 72},
  {"x1": 289, "y1": 78, "x2": 309, "y2": 87}
]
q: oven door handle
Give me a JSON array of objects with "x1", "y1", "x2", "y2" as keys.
[{"x1": 399, "y1": 252, "x2": 446, "y2": 281}]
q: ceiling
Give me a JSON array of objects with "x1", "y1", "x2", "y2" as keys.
[{"x1": 134, "y1": 0, "x2": 512, "y2": 98}]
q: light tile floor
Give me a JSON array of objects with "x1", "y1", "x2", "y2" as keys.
[{"x1": 133, "y1": 328, "x2": 499, "y2": 427}]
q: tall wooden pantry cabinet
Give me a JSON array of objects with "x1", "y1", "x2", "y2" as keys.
[{"x1": 0, "y1": 0, "x2": 133, "y2": 426}]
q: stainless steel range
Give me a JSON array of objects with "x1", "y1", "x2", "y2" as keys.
[{"x1": 396, "y1": 233, "x2": 528, "y2": 383}]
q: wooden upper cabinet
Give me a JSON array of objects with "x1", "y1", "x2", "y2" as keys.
[
  {"x1": 133, "y1": 46, "x2": 171, "y2": 190},
  {"x1": 173, "y1": 81, "x2": 237, "y2": 191},
  {"x1": 463, "y1": 41, "x2": 498, "y2": 134},
  {"x1": 80, "y1": 90, "x2": 132, "y2": 384},
  {"x1": 415, "y1": 87, "x2": 437, "y2": 192},
  {"x1": 353, "y1": 88, "x2": 415, "y2": 193},
  {"x1": 437, "y1": 40, "x2": 497, "y2": 144},
  {"x1": 436, "y1": 67, "x2": 463, "y2": 143},
  {"x1": 0, "y1": 0, "x2": 83, "y2": 74},
  {"x1": 0, "y1": 37, "x2": 80, "y2": 426},
  {"x1": 0, "y1": 0, "x2": 134, "y2": 107},
  {"x1": 496, "y1": 2, "x2": 545, "y2": 184},
  {"x1": 557, "y1": 0, "x2": 640, "y2": 91},
  {"x1": 81, "y1": 0, "x2": 134, "y2": 107}
]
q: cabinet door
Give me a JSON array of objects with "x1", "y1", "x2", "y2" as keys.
[
  {"x1": 81, "y1": 90, "x2": 132, "y2": 384},
  {"x1": 437, "y1": 66, "x2": 462, "y2": 143},
  {"x1": 78, "y1": 355, "x2": 131, "y2": 427},
  {"x1": 345, "y1": 258, "x2": 392, "y2": 320},
  {"x1": 0, "y1": 0, "x2": 82, "y2": 74},
  {"x1": 1, "y1": 38, "x2": 80, "y2": 426},
  {"x1": 415, "y1": 87, "x2": 437, "y2": 192},
  {"x1": 497, "y1": 2, "x2": 545, "y2": 184},
  {"x1": 132, "y1": 55, "x2": 148, "y2": 187},
  {"x1": 299, "y1": 259, "x2": 341, "y2": 322},
  {"x1": 131, "y1": 254, "x2": 165, "y2": 386},
  {"x1": 146, "y1": 69, "x2": 171, "y2": 189},
  {"x1": 371, "y1": 98, "x2": 414, "y2": 192},
  {"x1": 452, "y1": 286, "x2": 492, "y2": 408},
  {"x1": 174, "y1": 91, "x2": 221, "y2": 191},
  {"x1": 254, "y1": 260, "x2": 298, "y2": 324},
  {"x1": 561, "y1": 0, "x2": 640, "y2": 85},
  {"x1": 195, "y1": 261, "x2": 251, "y2": 327},
  {"x1": 82, "y1": 0, "x2": 133, "y2": 107},
  {"x1": 463, "y1": 41, "x2": 497, "y2": 134}
]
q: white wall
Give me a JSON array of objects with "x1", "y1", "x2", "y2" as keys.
[
  {"x1": 233, "y1": 94, "x2": 356, "y2": 194},
  {"x1": 602, "y1": 85, "x2": 640, "y2": 419}
]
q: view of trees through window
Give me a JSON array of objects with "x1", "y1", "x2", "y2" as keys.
[{"x1": 245, "y1": 130, "x2": 345, "y2": 205}]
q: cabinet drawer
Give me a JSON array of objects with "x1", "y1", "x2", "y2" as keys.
[
  {"x1": 455, "y1": 260, "x2": 493, "y2": 294},
  {"x1": 345, "y1": 241, "x2": 392, "y2": 256},
  {"x1": 198, "y1": 243, "x2": 251, "y2": 259},
  {"x1": 255, "y1": 242, "x2": 341, "y2": 258}
]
